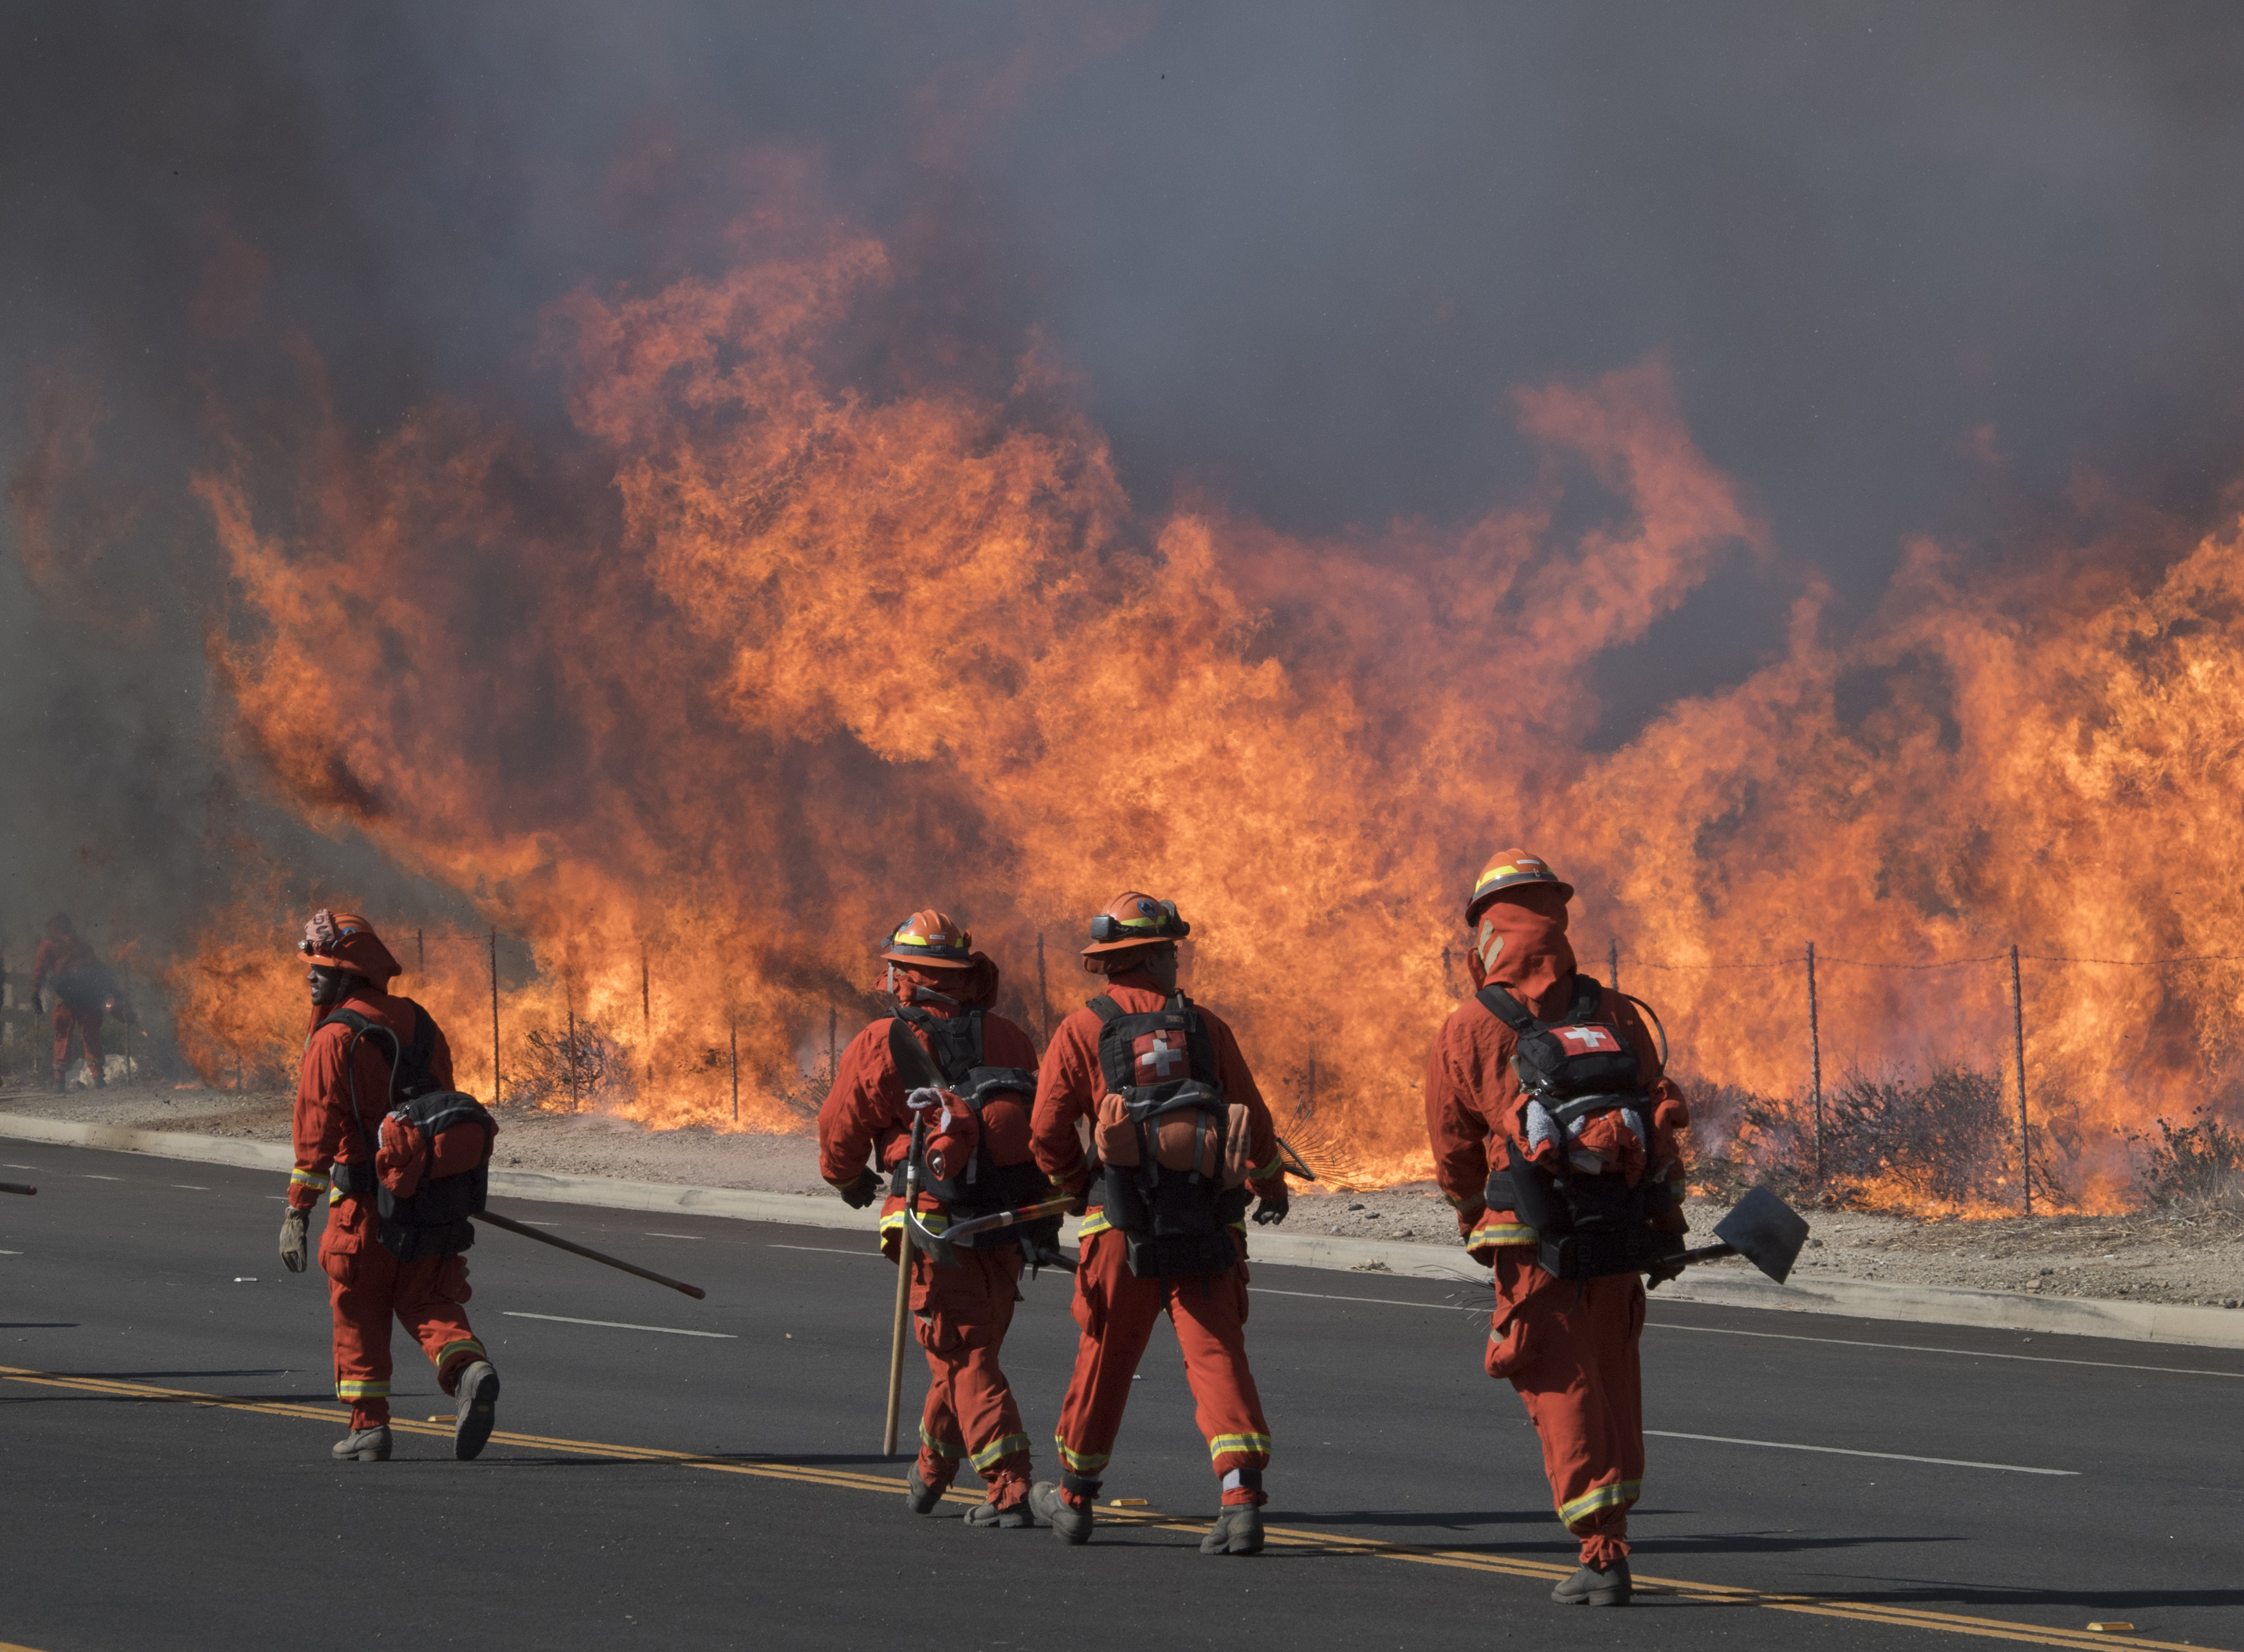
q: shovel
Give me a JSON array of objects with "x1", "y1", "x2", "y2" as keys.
[{"x1": 1659, "y1": 1186, "x2": 1812, "y2": 1285}]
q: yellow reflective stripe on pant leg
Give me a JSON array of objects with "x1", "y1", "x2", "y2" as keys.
[
  {"x1": 970, "y1": 1432, "x2": 1032, "y2": 1471},
  {"x1": 335, "y1": 1379, "x2": 390, "y2": 1399},
  {"x1": 1207, "y1": 1432, "x2": 1272, "y2": 1462},
  {"x1": 435, "y1": 1339, "x2": 486, "y2": 1370},
  {"x1": 1559, "y1": 1478, "x2": 1642, "y2": 1528},
  {"x1": 918, "y1": 1424, "x2": 965, "y2": 1458},
  {"x1": 1054, "y1": 1435, "x2": 1109, "y2": 1474}
]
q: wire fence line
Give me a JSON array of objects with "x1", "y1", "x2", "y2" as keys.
[{"x1": 1593, "y1": 938, "x2": 2244, "y2": 1216}]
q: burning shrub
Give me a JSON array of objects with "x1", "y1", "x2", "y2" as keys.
[
  {"x1": 1677, "y1": 1062, "x2": 2046, "y2": 1213},
  {"x1": 1823, "y1": 1064, "x2": 2014, "y2": 1207},
  {"x1": 1676, "y1": 1078, "x2": 1814, "y2": 1204},
  {"x1": 514, "y1": 1022, "x2": 614, "y2": 1112},
  {"x1": 2128, "y1": 1108, "x2": 2244, "y2": 1212}
]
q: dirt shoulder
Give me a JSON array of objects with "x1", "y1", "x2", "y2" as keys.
[
  {"x1": 8, "y1": 1079, "x2": 2241, "y2": 1310},
  {"x1": 1300, "y1": 1179, "x2": 2244, "y2": 1311}
]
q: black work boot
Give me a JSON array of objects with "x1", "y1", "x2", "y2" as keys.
[
  {"x1": 1028, "y1": 1479, "x2": 1096, "y2": 1545},
  {"x1": 1201, "y1": 1504, "x2": 1264, "y2": 1555},
  {"x1": 905, "y1": 1465, "x2": 945, "y2": 1515},
  {"x1": 331, "y1": 1424, "x2": 391, "y2": 1462},
  {"x1": 452, "y1": 1361, "x2": 500, "y2": 1460},
  {"x1": 51, "y1": 1070, "x2": 65, "y2": 1094},
  {"x1": 1552, "y1": 1557, "x2": 1632, "y2": 1606},
  {"x1": 964, "y1": 1500, "x2": 1035, "y2": 1528}
]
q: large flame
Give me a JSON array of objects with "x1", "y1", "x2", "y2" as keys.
[{"x1": 173, "y1": 182, "x2": 2244, "y2": 1206}]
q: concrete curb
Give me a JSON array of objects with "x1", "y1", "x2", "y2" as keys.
[{"x1": 6, "y1": 1111, "x2": 2241, "y2": 1350}]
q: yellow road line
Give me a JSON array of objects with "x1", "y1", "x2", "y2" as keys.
[{"x1": 1, "y1": 1364, "x2": 2216, "y2": 1652}]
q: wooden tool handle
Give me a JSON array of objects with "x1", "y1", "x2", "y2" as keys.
[{"x1": 471, "y1": 1207, "x2": 707, "y2": 1299}]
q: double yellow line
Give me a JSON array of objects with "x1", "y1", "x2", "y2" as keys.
[{"x1": 1, "y1": 1364, "x2": 2216, "y2": 1652}]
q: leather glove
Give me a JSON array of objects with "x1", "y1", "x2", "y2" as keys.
[
  {"x1": 837, "y1": 1168, "x2": 881, "y2": 1209},
  {"x1": 1251, "y1": 1189, "x2": 1290, "y2": 1227},
  {"x1": 1644, "y1": 1238, "x2": 1688, "y2": 1290},
  {"x1": 279, "y1": 1207, "x2": 309, "y2": 1273}
]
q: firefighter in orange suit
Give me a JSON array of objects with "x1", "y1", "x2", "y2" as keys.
[
  {"x1": 279, "y1": 911, "x2": 501, "y2": 1464},
  {"x1": 1424, "y1": 850, "x2": 1691, "y2": 1607},
  {"x1": 1027, "y1": 893, "x2": 1289, "y2": 1556},
  {"x1": 30, "y1": 914, "x2": 107, "y2": 1091},
  {"x1": 818, "y1": 912, "x2": 1047, "y2": 1527}
]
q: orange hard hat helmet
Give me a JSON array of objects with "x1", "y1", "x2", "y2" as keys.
[
  {"x1": 299, "y1": 910, "x2": 403, "y2": 985},
  {"x1": 1464, "y1": 849, "x2": 1574, "y2": 924},
  {"x1": 1081, "y1": 891, "x2": 1191, "y2": 957},
  {"x1": 880, "y1": 910, "x2": 975, "y2": 969}
]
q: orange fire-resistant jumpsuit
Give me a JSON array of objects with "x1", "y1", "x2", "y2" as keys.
[
  {"x1": 1030, "y1": 972, "x2": 1286, "y2": 1512},
  {"x1": 32, "y1": 933, "x2": 104, "y2": 1077},
  {"x1": 1424, "y1": 911, "x2": 1689, "y2": 1569},
  {"x1": 289, "y1": 987, "x2": 490, "y2": 1430},
  {"x1": 818, "y1": 1002, "x2": 1044, "y2": 1512}
]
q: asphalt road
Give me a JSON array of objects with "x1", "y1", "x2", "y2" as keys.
[{"x1": 1, "y1": 1140, "x2": 2239, "y2": 1652}]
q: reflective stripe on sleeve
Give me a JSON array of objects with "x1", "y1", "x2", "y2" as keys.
[
  {"x1": 289, "y1": 1169, "x2": 331, "y2": 1189},
  {"x1": 1467, "y1": 1212, "x2": 1536, "y2": 1249},
  {"x1": 1074, "y1": 1206, "x2": 1112, "y2": 1240}
]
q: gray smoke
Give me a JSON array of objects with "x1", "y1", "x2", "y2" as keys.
[{"x1": 7, "y1": 0, "x2": 2244, "y2": 998}]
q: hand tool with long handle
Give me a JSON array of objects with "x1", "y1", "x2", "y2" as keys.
[
  {"x1": 470, "y1": 1207, "x2": 706, "y2": 1299},
  {"x1": 1646, "y1": 1186, "x2": 1810, "y2": 1286},
  {"x1": 904, "y1": 1192, "x2": 1080, "y2": 1267},
  {"x1": 881, "y1": 1017, "x2": 950, "y2": 1458},
  {"x1": 881, "y1": 1110, "x2": 926, "y2": 1459},
  {"x1": 0, "y1": 1182, "x2": 34, "y2": 1195}
]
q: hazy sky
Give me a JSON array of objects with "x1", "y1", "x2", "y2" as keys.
[{"x1": 8, "y1": 1, "x2": 2244, "y2": 955}]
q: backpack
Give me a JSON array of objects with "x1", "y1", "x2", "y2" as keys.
[
  {"x1": 318, "y1": 1004, "x2": 496, "y2": 1262},
  {"x1": 1476, "y1": 975, "x2": 1678, "y2": 1280},
  {"x1": 1089, "y1": 993, "x2": 1251, "y2": 1279},
  {"x1": 885, "y1": 1005, "x2": 1054, "y2": 1253}
]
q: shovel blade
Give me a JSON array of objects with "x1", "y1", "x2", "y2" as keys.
[{"x1": 1712, "y1": 1186, "x2": 1811, "y2": 1285}]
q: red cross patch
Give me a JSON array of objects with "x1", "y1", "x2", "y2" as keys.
[
  {"x1": 1133, "y1": 1031, "x2": 1189, "y2": 1081},
  {"x1": 1552, "y1": 1025, "x2": 1623, "y2": 1056}
]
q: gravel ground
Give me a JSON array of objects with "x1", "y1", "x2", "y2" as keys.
[{"x1": 7, "y1": 1076, "x2": 2240, "y2": 1309}]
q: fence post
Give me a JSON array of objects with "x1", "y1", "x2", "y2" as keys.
[
  {"x1": 2010, "y1": 943, "x2": 2030, "y2": 1217},
  {"x1": 565, "y1": 971, "x2": 580, "y2": 1112},
  {"x1": 416, "y1": 928, "x2": 425, "y2": 975},
  {"x1": 1807, "y1": 941, "x2": 1823, "y2": 1181},
  {"x1": 641, "y1": 942, "x2": 653, "y2": 1090},
  {"x1": 729, "y1": 1011, "x2": 740, "y2": 1123},
  {"x1": 1608, "y1": 938, "x2": 1621, "y2": 993},
  {"x1": 489, "y1": 926, "x2": 502, "y2": 1106},
  {"x1": 1037, "y1": 933, "x2": 1051, "y2": 1047},
  {"x1": 828, "y1": 1005, "x2": 838, "y2": 1086}
]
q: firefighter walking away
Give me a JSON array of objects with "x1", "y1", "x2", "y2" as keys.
[
  {"x1": 31, "y1": 914, "x2": 112, "y2": 1092},
  {"x1": 1028, "y1": 893, "x2": 1288, "y2": 1554},
  {"x1": 1423, "y1": 850, "x2": 1692, "y2": 1607},
  {"x1": 279, "y1": 910, "x2": 502, "y2": 1464},
  {"x1": 818, "y1": 911, "x2": 1053, "y2": 1527}
]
